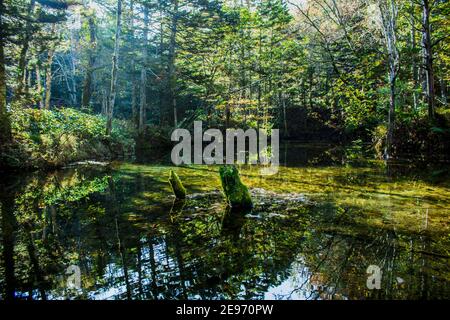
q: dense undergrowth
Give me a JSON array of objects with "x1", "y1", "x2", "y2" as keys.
[
  {"x1": 1, "y1": 104, "x2": 449, "y2": 171},
  {"x1": 0, "y1": 106, "x2": 136, "y2": 170},
  {"x1": 371, "y1": 114, "x2": 450, "y2": 161}
]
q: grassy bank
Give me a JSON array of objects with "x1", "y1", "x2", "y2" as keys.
[{"x1": 0, "y1": 106, "x2": 136, "y2": 170}]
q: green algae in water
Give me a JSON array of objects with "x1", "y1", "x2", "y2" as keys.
[{"x1": 1, "y1": 143, "x2": 449, "y2": 300}]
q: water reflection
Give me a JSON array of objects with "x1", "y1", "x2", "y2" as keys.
[{"x1": 0, "y1": 144, "x2": 449, "y2": 300}]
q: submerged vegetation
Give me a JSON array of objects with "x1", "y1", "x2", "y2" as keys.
[{"x1": 0, "y1": 144, "x2": 449, "y2": 300}]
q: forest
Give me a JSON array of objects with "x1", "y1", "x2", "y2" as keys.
[
  {"x1": 0, "y1": 0, "x2": 448, "y2": 167},
  {"x1": 0, "y1": 0, "x2": 449, "y2": 301}
]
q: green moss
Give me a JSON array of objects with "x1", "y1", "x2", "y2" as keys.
[
  {"x1": 219, "y1": 165, "x2": 253, "y2": 210},
  {"x1": 169, "y1": 170, "x2": 187, "y2": 200},
  {"x1": 116, "y1": 160, "x2": 450, "y2": 236}
]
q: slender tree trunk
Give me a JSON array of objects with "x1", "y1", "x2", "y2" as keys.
[
  {"x1": 81, "y1": 12, "x2": 97, "y2": 107},
  {"x1": 68, "y1": 28, "x2": 78, "y2": 106},
  {"x1": 44, "y1": 27, "x2": 56, "y2": 110},
  {"x1": 44, "y1": 51, "x2": 55, "y2": 110},
  {"x1": 168, "y1": 0, "x2": 179, "y2": 127},
  {"x1": 71, "y1": 59, "x2": 77, "y2": 106},
  {"x1": 129, "y1": 0, "x2": 138, "y2": 128},
  {"x1": 225, "y1": 103, "x2": 230, "y2": 128},
  {"x1": 379, "y1": 0, "x2": 399, "y2": 159},
  {"x1": 386, "y1": 74, "x2": 396, "y2": 158},
  {"x1": 35, "y1": 63, "x2": 44, "y2": 109},
  {"x1": 131, "y1": 81, "x2": 137, "y2": 126},
  {"x1": 16, "y1": 0, "x2": 36, "y2": 98},
  {"x1": 0, "y1": 0, "x2": 11, "y2": 146},
  {"x1": 107, "y1": 0, "x2": 123, "y2": 135},
  {"x1": 27, "y1": 70, "x2": 32, "y2": 90},
  {"x1": 308, "y1": 67, "x2": 313, "y2": 110},
  {"x1": 139, "y1": 4, "x2": 149, "y2": 134},
  {"x1": 282, "y1": 93, "x2": 289, "y2": 137},
  {"x1": 440, "y1": 71, "x2": 447, "y2": 107},
  {"x1": 101, "y1": 88, "x2": 107, "y2": 116},
  {"x1": 158, "y1": 2, "x2": 164, "y2": 125},
  {"x1": 421, "y1": 0, "x2": 435, "y2": 121},
  {"x1": 410, "y1": 1, "x2": 419, "y2": 110}
]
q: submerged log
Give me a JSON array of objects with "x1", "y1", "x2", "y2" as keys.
[
  {"x1": 169, "y1": 170, "x2": 186, "y2": 200},
  {"x1": 219, "y1": 166, "x2": 253, "y2": 210}
]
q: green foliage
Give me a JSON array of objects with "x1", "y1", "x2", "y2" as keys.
[
  {"x1": 3, "y1": 106, "x2": 136, "y2": 168},
  {"x1": 1, "y1": 0, "x2": 449, "y2": 163},
  {"x1": 372, "y1": 124, "x2": 387, "y2": 158}
]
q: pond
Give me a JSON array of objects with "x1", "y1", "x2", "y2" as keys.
[{"x1": 0, "y1": 143, "x2": 449, "y2": 300}]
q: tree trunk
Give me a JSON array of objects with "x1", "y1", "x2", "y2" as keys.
[
  {"x1": 101, "y1": 88, "x2": 107, "y2": 116},
  {"x1": 168, "y1": 0, "x2": 179, "y2": 127},
  {"x1": 139, "y1": 4, "x2": 149, "y2": 134},
  {"x1": 158, "y1": 2, "x2": 164, "y2": 125},
  {"x1": 129, "y1": 0, "x2": 137, "y2": 128},
  {"x1": 131, "y1": 81, "x2": 137, "y2": 127},
  {"x1": 410, "y1": 1, "x2": 419, "y2": 110},
  {"x1": 106, "y1": 0, "x2": 123, "y2": 135},
  {"x1": 168, "y1": 170, "x2": 186, "y2": 200},
  {"x1": 16, "y1": 0, "x2": 36, "y2": 98},
  {"x1": 219, "y1": 166, "x2": 253, "y2": 210},
  {"x1": 282, "y1": 93, "x2": 289, "y2": 137},
  {"x1": 440, "y1": 72, "x2": 447, "y2": 107},
  {"x1": 81, "y1": 12, "x2": 97, "y2": 108},
  {"x1": 421, "y1": 0, "x2": 435, "y2": 121},
  {"x1": 379, "y1": 0, "x2": 399, "y2": 159},
  {"x1": 386, "y1": 74, "x2": 396, "y2": 158},
  {"x1": 0, "y1": 1, "x2": 11, "y2": 146},
  {"x1": 44, "y1": 27, "x2": 56, "y2": 110},
  {"x1": 35, "y1": 63, "x2": 44, "y2": 109},
  {"x1": 308, "y1": 66, "x2": 313, "y2": 110},
  {"x1": 69, "y1": 28, "x2": 78, "y2": 106}
]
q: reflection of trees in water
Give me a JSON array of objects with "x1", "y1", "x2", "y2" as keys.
[
  {"x1": 285, "y1": 202, "x2": 449, "y2": 300},
  {"x1": 0, "y1": 170, "x2": 449, "y2": 300}
]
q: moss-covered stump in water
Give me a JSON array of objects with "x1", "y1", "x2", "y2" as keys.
[
  {"x1": 219, "y1": 166, "x2": 253, "y2": 210},
  {"x1": 169, "y1": 170, "x2": 187, "y2": 200}
]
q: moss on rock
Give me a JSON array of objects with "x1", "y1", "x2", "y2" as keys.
[
  {"x1": 169, "y1": 170, "x2": 187, "y2": 200},
  {"x1": 219, "y1": 165, "x2": 253, "y2": 210}
]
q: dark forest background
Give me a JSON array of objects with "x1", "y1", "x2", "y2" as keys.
[{"x1": 0, "y1": 0, "x2": 449, "y2": 169}]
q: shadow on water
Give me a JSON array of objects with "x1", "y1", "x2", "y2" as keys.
[{"x1": 0, "y1": 143, "x2": 449, "y2": 300}]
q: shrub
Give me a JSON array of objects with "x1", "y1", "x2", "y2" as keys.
[{"x1": 2, "y1": 106, "x2": 136, "y2": 169}]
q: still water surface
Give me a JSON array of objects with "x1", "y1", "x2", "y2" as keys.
[{"x1": 0, "y1": 143, "x2": 449, "y2": 300}]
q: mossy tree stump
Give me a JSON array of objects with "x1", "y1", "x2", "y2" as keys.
[
  {"x1": 169, "y1": 170, "x2": 186, "y2": 200},
  {"x1": 219, "y1": 165, "x2": 253, "y2": 210}
]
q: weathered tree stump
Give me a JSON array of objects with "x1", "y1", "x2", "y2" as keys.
[
  {"x1": 219, "y1": 165, "x2": 253, "y2": 210},
  {"x1": 168, "y1": 170, "x2": 186, "y2": 200}
]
